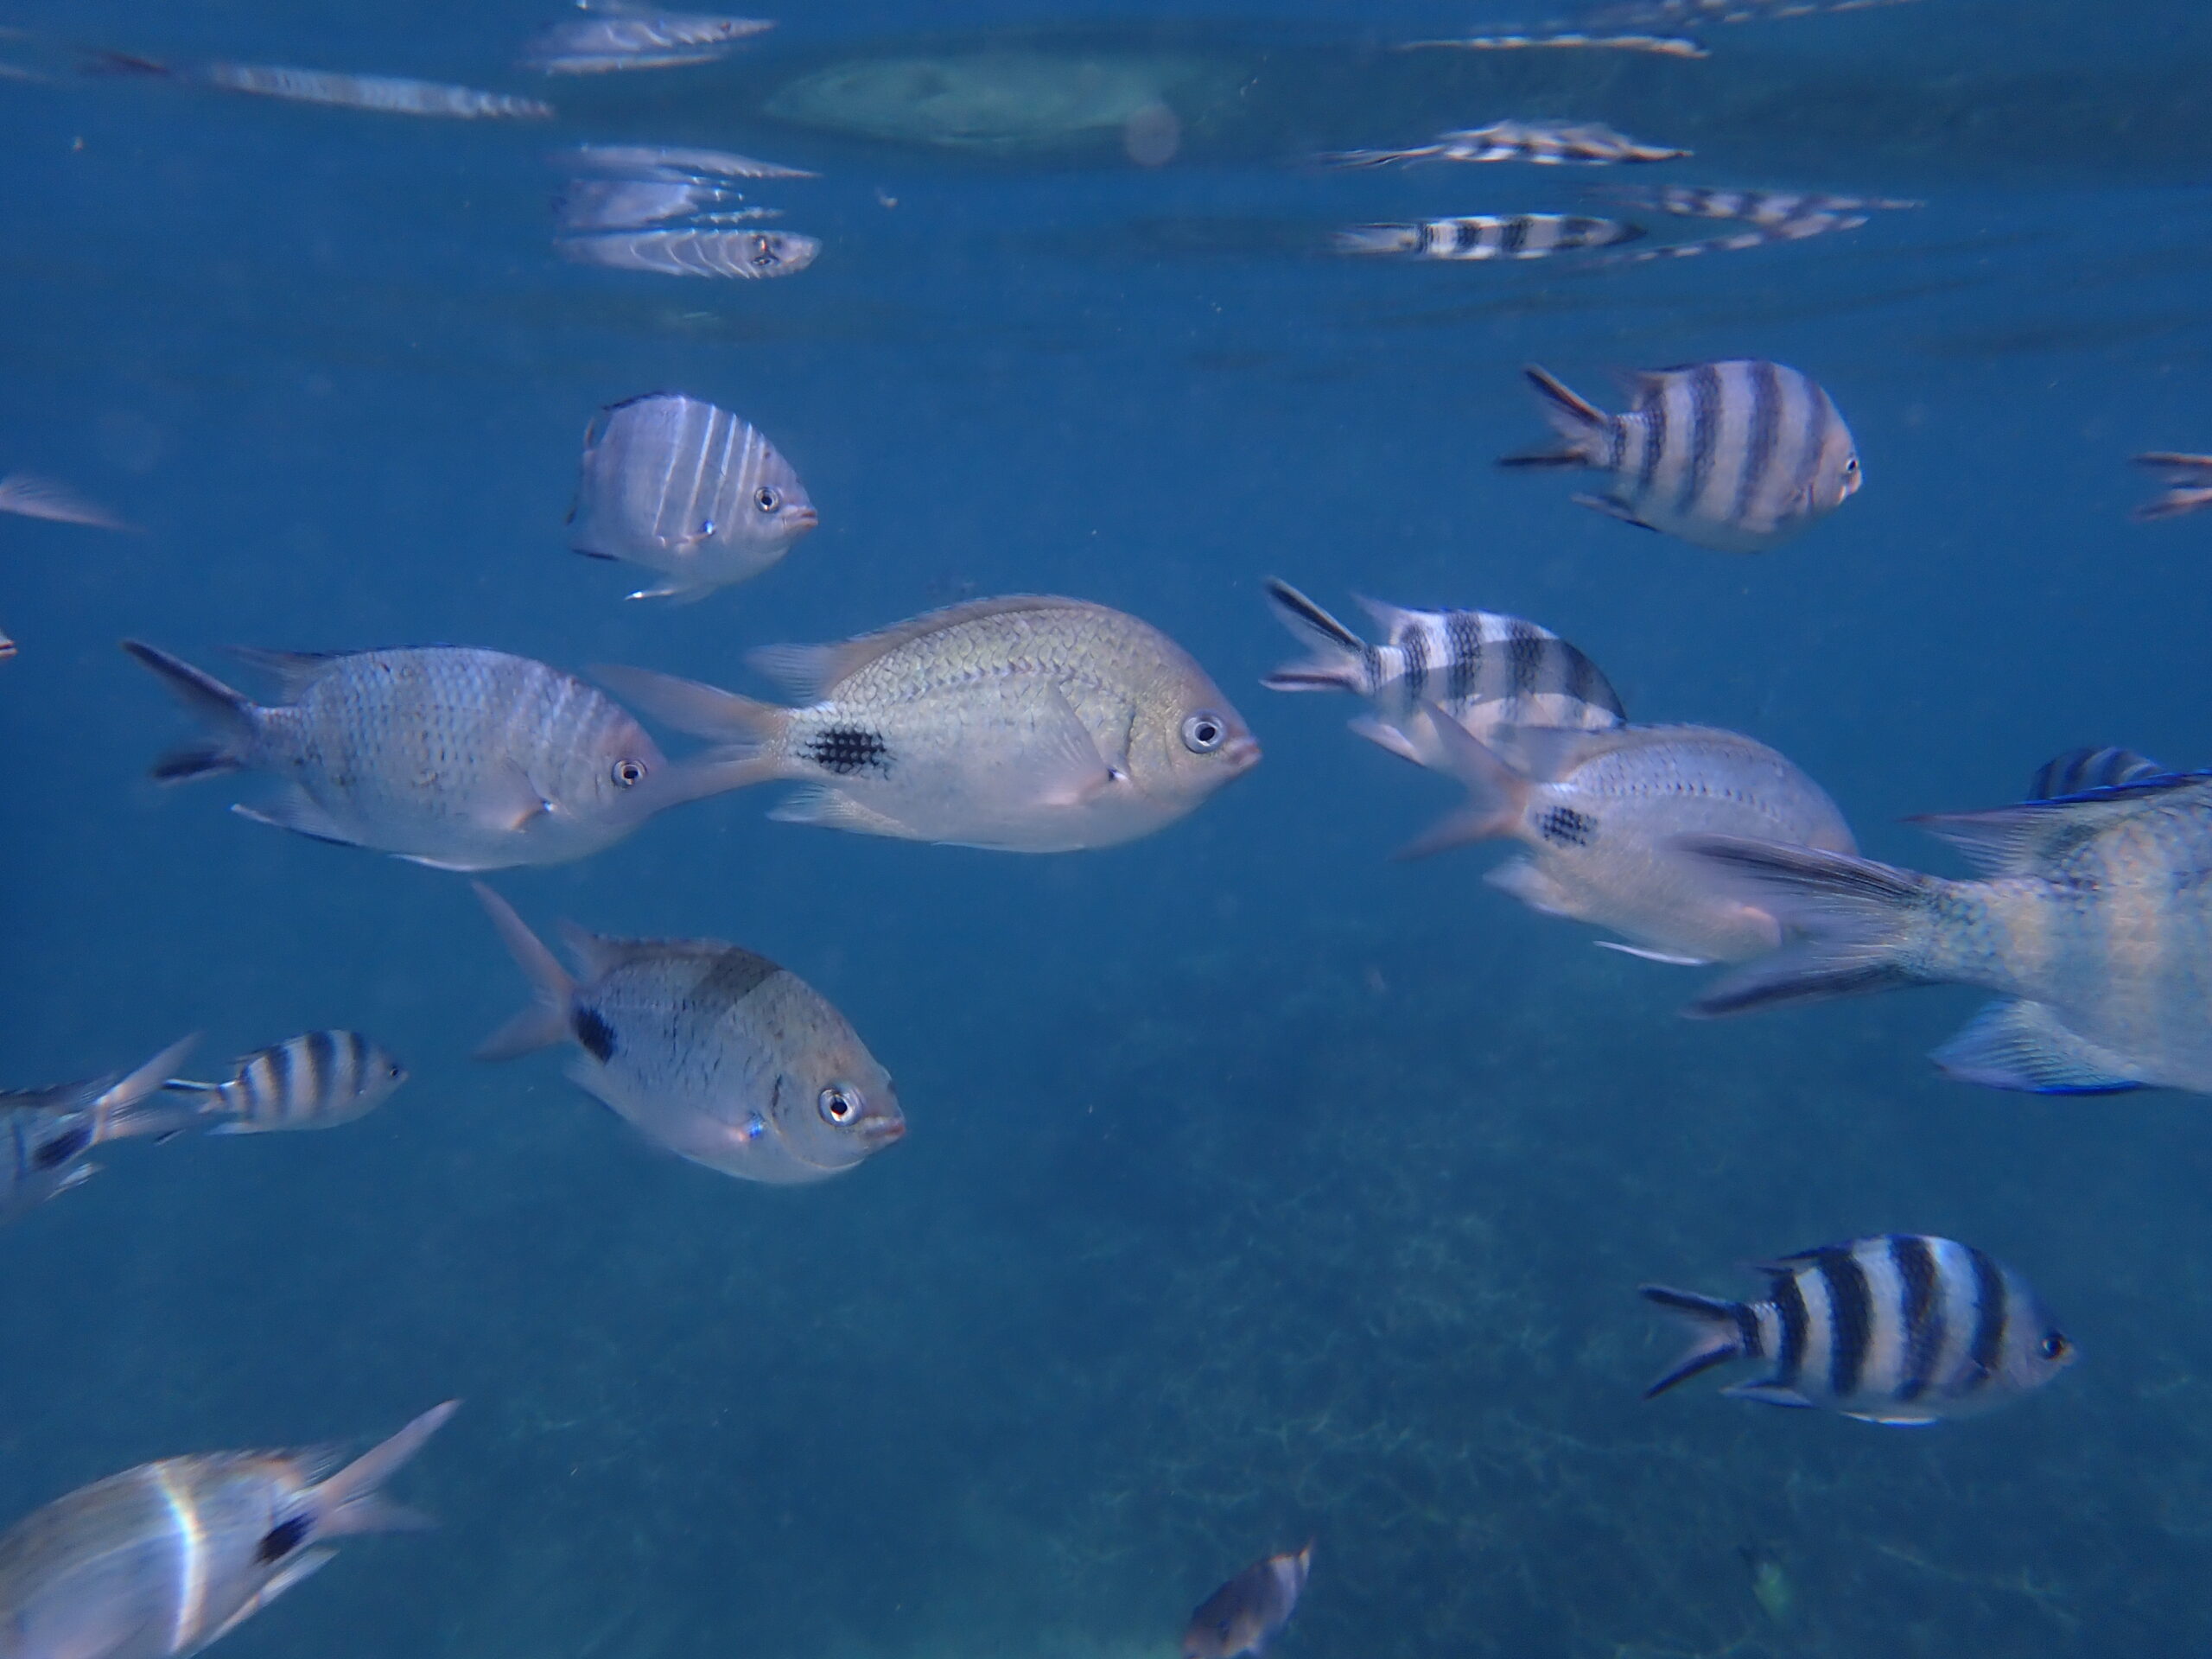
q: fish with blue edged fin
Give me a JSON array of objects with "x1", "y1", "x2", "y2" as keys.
[
  {"x1": 472, "y1": 885, "x2": 903, "y2": 1185},
  {"x1": 1643, "y1": 1235, "x2": 2072, "y2": 1424},
  {"x1": 1680, "y1": 762, "x2": 2212, "y2": 1094},
  {"x1": 1182, "y1": 1541, "x2": 1313, "y2": 1659},
  {"x1": 2027, "y1": 747, "x2": 2164, "y2": 801},
  {"x1": 594, "y1": 595, "x2": 1259, "y2": 852},
  {"x1": 0, "y1": 1037, "x2": 199, "y2": 1223},
  {"x1": 2131, "y1": 453, "x2": 2212, "y2": 521},
  {"x1": 1501, "y1": 360, "x2": 1860, "y2": 552},
  {"x1": 0, "y1": 1401, "x2": 456, "y2": 1659},
  {"x1": 162, "y1": 1031, "x2": 406, "y2": 1134},
  {"x1": 121, "y1": 641, "x2": 747, "y2": 871}
]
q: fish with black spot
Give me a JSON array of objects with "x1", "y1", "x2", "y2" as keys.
[
  {"x1": 472, "y1": 885, "x2": 903, "y2": 1184},
  {"x1": 0, "y1": 1037, "x2": 200, "y2": 1223},
  {"x1": 1642, "y1": 1236, "x2": 2073, "y2": 1424}
]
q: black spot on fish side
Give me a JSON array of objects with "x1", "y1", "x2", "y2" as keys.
[
  {"x1": 32, "y1": 1124, "x2": 93, "y2": 1172},
  {"x1": 804, "y1": 725, "x2": 891, "y2": 777},
  {"x1": 1538, "y1": 806, "x2": 1596, "y2": 847},
  {"x1": 574, "y1": 1007, "x2": 619, "y2": 1063},
  {"x1": 256, "y1": 1514, "x2": 312, "y2": 1564}
]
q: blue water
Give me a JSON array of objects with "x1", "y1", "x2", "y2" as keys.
[{"x1": 5, "y1": 0, "x2": 2212, "y2": 1654}]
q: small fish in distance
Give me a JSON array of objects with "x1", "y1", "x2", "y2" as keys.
[
  {"x1": 1324, "y1": 119, "x2": 1687, "y2": 168},
  {"x1": 0, "y1": 474, "x2": 134, "y2": 531},
  {"x1": 1396, "y1": 31, "x2": 1709, "y2": 57},
  {"x1": 2027, "y1": 746, "x2": 2164, "y2": 801},
  {"x1": 1334, "y1": 214, "x2": 1640, "y2": 261},
  {"x1": 2132, "y1": 453, "x2": 2212, "y2": 521},
  {"x1": 162, "y1": 1031, "x2": 407, "y2": 1134},
  {"x1": 1501, "y1": 360, "x2": 1860, "y2": 552},
  {"x1": 1643, "y1": 1235, "x2": 2072, "y2": 1423},
  {"x1": 1182, "y1": 1541, "x2": 1313, "y2": 1659},
  {"x1": 596, "y1": 595, "x2": 1260, "y2": 852},
  {"x1": 122, "y1": 641, "x2": 745, "y2": 871},
  {"x1": 473, "y1": 885, "x2": 904, "y2": 1185},
  {"x1": 557, "y1": 226, "x2": 820, "y2": 277},
  {"x1": 0, "y1": 1401, "x2": 457, "y2": 1659},
  {"x1": 523, "y1": 5, "x2": 772, "y2": 74},
  {"x1": 0, "y1": 1037, "x2": 200, "y2": 1224},
  {"x1": 569, "y1": 392, "x2": 817, "y2": 601}
]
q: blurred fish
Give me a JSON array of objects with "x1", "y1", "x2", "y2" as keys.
[
  {"x1": 2028, "y1": 747, "x2": 2164, "y2": 800},
  {"x1": 0, "y1": 627, "x2": 13, "y2": 662},
  {"x1": 1642, "y1": 1234, "x2": 2073, "y2": 1423},
  {"x1": 556, "y1": 176, "x2": 749, "y2": 232},
  {"x1": 122, "y1": 641, "x2": 741, "y2": 871},
  {"x1": 1500, "y1": 360, "x2": 1860, "y2": 553},
  {"x1": 1605, "y1": 212, "x2": 1869, "y2": 262},
  {"x1": 0, "y1": 1037, "x2": 199, "y2": 1222},
  {"x1": 562, "y1": 142, "x2": 815, "y2": 181},
  {"x1": 99, "y1": 53, "x2": 554, "y2": 118},
  {"x1": 0, "y1": 474, "x2": 134, "y2": 531},
  {"x1": 523, "y1": 5, "x2": 772, "y2": 74},
  {"x1": 569, "y1": 391, "x2": 817, "y2": 601},
  {"x1": 1182, "y1": 1541, "x2": 1313, "y2": 1659},
  {"x1": 1324, "y1": 119, "x2": 1686, "y2": 168},
  {"x1": 2132, "y1": 452, "x2": 2212, "y2": 521},
  {"x1": 1406, "y1": 714, "x2": 1855, "y2": 965},
  {"x1": 162, "y1": 1031, "x2": 407, "y2": 1135},
  {"x1": 1682, "y1": 769, "x2": 2212, "y2": 1093},
  {"x1": 473, "y1": 885, "x2": 903, "y2": 1184},
  {"x1": 1741, "y1": 1548, "x2": 1793, "y2": 1624},
  {"x1": 0, "y1": 1400, "x2": 455, "y2": 1659},
  {"x1": 1261, "y1": 580, "x2": 1624, "y2": 767},
  {"x1": 1597, "y1": 185, "x2": 1920, "y2": 223},
  {"x1": 1334, "y1": 214, "x2": 1641, "y2": 260},
  {"x1": 595, "y1": 595, "x2": 1261, "y2": 852},
  {"x1": 556, "y1": 226, "x2": 819, "y2": 277},
  {"x1": 1397, "y1": 31, "x2": 1709, "y2": 57},
  {"x1": 1593, "y1": 0, "x2": 1919, "y2": 26}
]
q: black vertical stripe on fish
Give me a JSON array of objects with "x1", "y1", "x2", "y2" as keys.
[
  {"x1": 1501, "y1": 217, "x2": 1529, "y2": 255},
  {"x1": 1637, "y1": 392, "x2": 1668, "y2": 503},
  {"x1": 303, "y1": 1030, "x2": 337, "y2": 1113},
  {"x1": 1793, "y1": 381, "x2": 1833, "y2": 518},
  {"x1": 1816, "y1": 1246, "x2": 1872, "y2": 1398},
  {"x1": 1771, "y1": 1267, "x2": 1809, "y2": 1388},
  {"x1": 32, "y1": 1122, "x2": 92, "y2": 1172},
  {"x1": 1505, "y1": 620, "x2": 1547, "y2": 702},
  {"x1": 1731, "y1": 1300, "x2": 1761, "y2": 1356},
  {"x1": 266, "y1": 1040, "x2": 296, "y2": 1115},
  {"x1": 1681, "y1": 364, "x2": 1723, "y2": 521},
  {"x1": 1891, "y1": 1234, "x2": 1943, "y2": 1402},
  {"x1": 1735, "y1": 359, "x2": 1782, "y2": 525},
  {"x1": 1962, "y1": 1245, "x2": 2008, "y2": 1394},
  {"x1": 1402, "y1": 621, "x2": 1428, "y2": 700},
  {"x1": 1446, "y1": 613, "x2": 1477, "y2": 705}
]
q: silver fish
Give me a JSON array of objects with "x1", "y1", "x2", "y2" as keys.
[
  {"x1": 562, "y1": 142, "x2": 815, "y2": 182},
  {"x1": 1502, "y1": 360, "x2": 1861, "y2": 553},
  {"x1": 556, "y1": 226, "x2": 819, "y2": 277},
  {"x1": 1324, "y1": 119, "x2": 1687, "y2": 168},
  {"x1": 556, "y1": 176, "x2": 747, "y2": 232},
  {"x1": 596, "y1": 595, "x2": 1261, "y2": 853},
  {"x1": 2028, "y1": 747, "x2": 2164, "y2": 801},
  {"x1": 0, "y1": 1038, "x2": 199, "y2": 1223},
  {"x1": 2132, "y1": 452, "x2": 2212, "y2": 521},
  {"x1": 1683, "y1": 771, "x2": 2212, "y2": 1095},
  {"x1": 1408, "y1": 715, "x2": 1856, "y2": 965},
  {"x1": 1643, "y1": 1235, "x2": 2072, "y2": 1424},
  {"x1": 199, "y1": 61, "x2": 551, "y2": 118},
  {"x1": 1592, "y1": 0, "x2": 1919, "y2": 27},
  {"x1": 569, "y1": 392, "x2": 818, "y2": 601},
  {"x1": 0, "y1": 1401, "x2": 455, "y2": 1659},
  {"x1": 0, "y1": 474, "x2": 134, "y2": 531},
  {"x1": 123, "y1": 641, "x2": 740, "y2": 871},
  {"x1": 0, "y1": 628, "x2": 13, "y2": 662},
  {"x1": 1181, "y1": 1542, "x2": 1313, "y2": 1659},
  {"x1": 1396, "y1": 32, "x2": 1710, "y2": 57},
  {"x1": 473, "y1": 885, "x2": 904, "y2": 1185},
  {"x1": 1596, "y1": 186, "x2": 1920, "y2": 224},
  {"x1": 162, "y1": 1032, "x2": 407, "y2": 1135},
  {"x1": 1605, "y1": 212, "x2": 1870, "y2": 263},
  {"x1": 1261, "y1": 581, "x2": 1624, "y2": 768},
  {"x1": 1334, "y1": 213, "x2": 1641, "y2": 260},
  {"x1": 523, "y1": 8, "x2": 772, "y2": 75}
]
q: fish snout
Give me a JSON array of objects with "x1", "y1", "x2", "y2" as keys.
[
  {"x1": 788, "y1": 504, "x2": 821, "y2": 531},
  {"x1": 859, "y1": 1113, "x2": 907, "y2": 1150},
  {"x1": 1220, "y1": 731, "x2": 1263, "y2": 773}
]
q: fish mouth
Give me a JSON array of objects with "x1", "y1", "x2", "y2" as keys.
[
  {"x1": 1220, "y1": 732, "x2": 1262, "y2": 773},
  {"x1": 859, "y1": 1116, "x2": 906, "y2": 1149},
  {"x1": 790, "y1": 505, "x2": 821, "y2": 530}
]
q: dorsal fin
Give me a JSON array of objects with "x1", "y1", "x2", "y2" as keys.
[
  {"x1": 555, "y1": 924, "x2": 740, "y2": 981},
  {"x1": 745, "y1": 595, "x2": 1098, "y2": 699},
  {"x1": 1911, "y1": 773, "x2": 2212, "y2": 875},
  {"x1": 224, "y1": 646, "x2": 348, "y2": 701}
]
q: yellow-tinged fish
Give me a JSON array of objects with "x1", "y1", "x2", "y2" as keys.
[{"x1": 597, "y1": 595, "x2": 1260, "y2": 852}]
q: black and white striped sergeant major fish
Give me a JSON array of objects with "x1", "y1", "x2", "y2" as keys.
[
  {"x1": 92, "y1": 52, "x2": 552, "y2": 118},
  {"x1": 1323, "y1": 119, "x2": 1687, "y2": 168},
  {"x1": 2131, "y1": 453, "x2": 2212, "y2": 522},
  {"x1": 1397, "y1": 31, "x2": 1709, "y2": 57},
  {"x1": 1500, "y1": 360, "x2": 1859, "y2": 552},
  {"x1": 0, "y1": 1037, "x2": 199, "y2": 1224},
  {"x1": 1261, "y1": 581, "x2": 1624, "y2": 768},
  {"x1": 1599, "y1": 186, "x2": 1920, "y2": 225},
  {"x1": 2028, "y1": 747, "x2": 2165, "y2": 801},
  {"x1": 1334, "y1": 214, "x2": 1641, "y2": 261},
  {"x1": 1642, "y1": 1234, "x2": 2075, "y2": 1424},
  {"x1": 162, "y1": 1031, "x2": 408, "y2": 1135}
]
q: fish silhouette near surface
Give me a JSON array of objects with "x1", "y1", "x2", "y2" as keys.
[
  {"x1": 1501, "y1": 360, "x2": 1860, "y2": 552},
  {"x1": 596, "y1": 595, "x2": 1260, "y2": 852},
  {"x1": 1322, "y1": 118, "x2": 1686, "y2": 168},
  {"x1": 162, "y1": 1031, "x2": 407, "y2": 1134},
  {"x1": 123, "y1": 641, "x2": 743, "y2": 871},
  {"x1": 0, "y1": 1037, "x2": 200, "y2": 1223},
  {"x1": 522, "y1": 6, "x2": 772, "y2": 74},
  {"x1": 1182, "y1": 1541, "x2": 1313, "y2": 1659},
  {"x1": 2131, "y1": 452, "x2": 2212, "y2": 521},
  {"x1": 1333, "y1": 213, "x2": 1641, "y2": 261},
  {"x1": 473, "y1": 885, "x2": 903, "y2": 1184},
  {"x1": 0, "y1": 1401, "x2": 456, "y2": 1659},
  {"x1": 1643, "y1": 1235, "x2": 2072, "y2": 1424},
  {"x1": 1682, "y1": 767, "x2": 2212, "y2": 1095}
]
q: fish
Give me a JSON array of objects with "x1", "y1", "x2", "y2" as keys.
[
  {"x1": 200, "y1": 61, "x2": 551, "y2": 118},
  {"x1": 2131, "y1": 452, "x2": 2212, "y2": 521},
  {"x1": 561, "y1": 142, "x2": 816, "y2": 181},
  {"x1": 1323, "y1": 119, "x2": 1687, "y2": 168},
  {"x1": 1500, "y1": 360, "x2": 1861, "y2": 553},
  {"x1": 1595, "y1": 186, "x2": 1921, "y2": 224},
  {"x1": 1396, "y1": 32, "x2": 1710, "y2": 58},
  {"x1": 121, "y1": 640, "x2": 743, "y2": 872},
  {"x1": 1333, "y1": 214, "x2": 1642, "y2": 261},
  {"x1": 1181, "y1": 1542, "x2": 1313, "y2": 1659},
  {"x1": 522, "y1": 6, "x2": 772, "y2": 75},
  {"x1": 0, "y1": 474, "x2": 135, "y2": 531},
  {"x1": 555, "y1": 176, "x2": 751, "y2": 233},
  {"x1": 595, "y1": 595, "x2": 1261, "y2": 853},
  {"x1": 568, "y1": 392, "x2": 817, "y2": 602},
  {"x1": 2027, "y1": 747, "x2": 2164, "y2": 801},
  {"x1": 1405, "y1": 713, "x2": 1856, "y2": 965},
  {"x1": 472, "y1": 885, "x2": 904, "y2": 1185},
  {"x1": 1641, "y1": 1235, "x2": 2073, "y2": 1424},
  {"x1": 0, "y1": 1038, "x2": 200, "y2": 1223},
  {"x1": 1591, "y1": 0, "x2": 1920, "y2": 27},
  {"x1": 161, "y1": 1032, "x2": 408, "y2": 1135},
  {"x1": 1604, "y1": 213, "x2": 1871, "y2": 263},
  {"x1": 555, "y1": 227, "x2": 820, "y2": 278},
  {"x1": 1680, "y1": 770, "x2": 2212, "y2": 1095},
  {"x1": 0, "y1": 1400, "x2": 456, "y2": 1659},
  {"x1": 1260, "y1": 580, "x2": 1624, "y2": 769},
  {"x1": 0, "y1": 628, "x2": 13, "y2": 661}
]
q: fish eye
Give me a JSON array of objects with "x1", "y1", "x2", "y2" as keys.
[
  {"x1": 1843, "y1": 455, "x2": 1860, "y2": 474},
  {"x1": 754, "y1": 486, "x2": 779, "y2": 512},
  {"x1": 2041, "y1": 1332, "x2": 2069, "y2": 1360},
  {"x1": 749, "y1": 237, "x2": 780, "y2": 268},
  {"x1": 818, "y1": 1085, "x2": 858, "y2": 1125},
  {"x1": 1181, "y1": 711, "x2": 1226, "y2": 753},
  {"x1": 612, "y1": 758, "x2": 647, "y2": 788}
]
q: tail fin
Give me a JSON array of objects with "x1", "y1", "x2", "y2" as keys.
[
  {"x1": 1497, "y1": 365, "x2": 1609, "y2": 469},
  {"x1": 1391, "y1": 701, "x2": 1530, "y2": 858},
  {"x1": 121, "y1": 639, "x2": 261, "y2": 781},
  {"x1": 1330, "y1": 224, "x2": 1421, "y2": 256},
  {"x1": 1677, "y1": 837, "x2": 1938, "y2": 1017},
  {"x1": 1260, "y1": 580, "x2": 1370, "y2": 694},
  {"x1": 92, "y1": 1034, "x2": 205, "y2": 1144},
  {"x1": 308, "y1": 1400, "x2": 459, "y2": 1539},
  {"x1": 471, "y1": 884, "x2": 576, "y2": 1061},
  {"x1": 1639, "y1": 1285, "x2": 1754, "y2": 1398}
]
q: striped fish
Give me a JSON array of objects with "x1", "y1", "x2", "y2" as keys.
[
  {"x1": 1323, "y1": 119, "x2": 1687, "y2": 168},
  {"x1": 1500, "y1": 359, "x2": 1860, "y2": 553},
  {"x1": 1333, "y1": 214, "x2": 1641, "y2": 261},
  {"x1": 1397, "y1": 32, "x2": 1709, "y2": 58},
  {"x1": 2028, "y1": 747, "x2": 2166, "y2": 802},
  {"x1": 1599, "y1": 186, "x2": 1921, "y2": 225},
  {"x1": 1261, "y1": 581, "x2": 1624, "y2": 767},
  {"x1": 163, "y1": 1031, "x2": 407, "y2": 1135},
  {"x1": 556, "y1": 226, "x2": 820, "y2": 278},
  {"x1": 1642, "y1": 1235, "x2": 2074, "y2": 1425},
  {"x1": 1605, "y1": 212, "x2": 1868, "y2": 264},
  {"x1": 1593, "y1": 0, "x2": 1921, "y2": 26},
  {"x1": 2132, "y1": 452, "x2": 2212, "y2": 522}
]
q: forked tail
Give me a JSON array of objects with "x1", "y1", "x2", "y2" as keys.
[
  {"x1": 120, "y1": 639, "x2": 263, "y2": 781},
  {"x1": 1260, "y1": 580, "x2": 1370, "y2": 694},
  {"x1": 309, "y1": 1400, "x2": 460, "y2": 1538},
  {"x1": 1497, "y1": 365, "x2": 1609, "y2": 469},
  {"x1": 1639, "y1": 1286, "x2": 1755, "y2": 1397}
]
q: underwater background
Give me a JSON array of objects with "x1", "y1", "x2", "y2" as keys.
[{"x1": 5, "y1": 0, "x2": 2212, "y2": 1654}]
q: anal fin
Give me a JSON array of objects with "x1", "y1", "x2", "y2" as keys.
[{"x1": 1932, "y1": 999, "x2": 2147, "y2": 1095}]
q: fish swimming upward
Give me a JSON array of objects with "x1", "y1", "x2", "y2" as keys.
[
  {"x1": 1502, "y1": 360, "x2": 1860, "y2": 552},
  {"x1": 1182, "y1": 1541, "x2": 1313, "y2": 1659},
  {"x1": 1681, "y1": 768, "x2": 2212, "y2": 1095}
]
